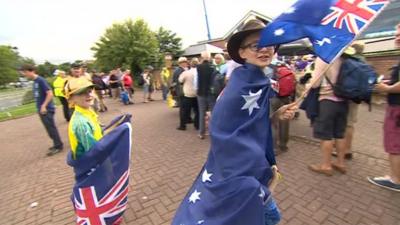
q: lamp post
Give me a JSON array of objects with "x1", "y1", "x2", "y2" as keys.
[{"x1": 202, "y1": 0, "x2": 212, "y2": 40}]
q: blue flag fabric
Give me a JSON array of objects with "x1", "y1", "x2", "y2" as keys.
[
  {"x1": 172, "y1": 63, "x2": 276, "y2": 225},
  {"x1": 259, "y1": 0, "x2": 390, "y2": 63},
  {"x1": 67, "y1": 114, "x2": 132, "y2": 225}
]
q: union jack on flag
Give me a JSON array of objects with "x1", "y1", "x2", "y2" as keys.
[
  {"x1": 75, "y1": 171, "x2": 129, "y2": 225},
  {"x1": 322, "y1": 0, "x2": 390, "y2": 34}
]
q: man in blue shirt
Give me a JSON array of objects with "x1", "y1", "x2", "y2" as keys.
[{"x1": 20, "y1": 64, "x2": 63, "y2": 156}]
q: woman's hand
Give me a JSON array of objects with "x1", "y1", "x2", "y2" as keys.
[{"x1": 374, "y1": 83, "x2": 390, "y2": 93}]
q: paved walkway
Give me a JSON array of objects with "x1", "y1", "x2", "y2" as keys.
[{"x1": 0, "y1": 92, "x2": 399, "y2": 225}]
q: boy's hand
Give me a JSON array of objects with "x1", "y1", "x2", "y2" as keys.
[
  {"x1": 276, "y1": 102, "x2": 298, "y2": 120},
  {"x1": 40, "y1": 105, "x2": 47, "y2": 115},
  {"x1": 268, "y1": 165, "x2": 281, "y2": 193}
]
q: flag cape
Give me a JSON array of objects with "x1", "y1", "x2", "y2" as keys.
[
  {"x1": 172, "y1": 63, "x2": 276, "y2": 225},
  {"x1": 67, "y1": 114, "x2": 132, "y2": 225}
]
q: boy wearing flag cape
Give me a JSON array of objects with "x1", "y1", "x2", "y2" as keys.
[
  {"x1": 65, "y1": 77, "x2": 132, "y2": 224},
  {"x1": 172, "y1": 19, "x2": 297, "y2": 225}
]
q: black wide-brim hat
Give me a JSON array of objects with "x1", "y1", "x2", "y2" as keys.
[{"x1": 227, "y1": 19, "x2": 277, "y2": 64}]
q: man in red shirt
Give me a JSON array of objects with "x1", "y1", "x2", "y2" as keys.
[{"x1": 122, "y1": 70, "x2": 134, "y2": 103}]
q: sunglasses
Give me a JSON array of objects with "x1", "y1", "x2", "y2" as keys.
[{"x1": 241, "y1": 42, "x2": 274, "y2": 52}]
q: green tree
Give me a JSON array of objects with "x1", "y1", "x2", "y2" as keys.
[
  {"x1": 18, "y1": 57, "x2": 35, "y2": 67},
  {"x1": 58, "y1": 62, "x2": 71, "y2": 73},
  {"x1": 36, "y1": 61, "x2": 57, "y2": 77},
  {"x1": 156, "y1": 27, "x2": 183, "y2": 57},
  {"x1": 92, "y1": 19, "x2": 159, "y2": 74},
  {"x1": 0, "y1": 45, "x2": 19, "y2": 86}
]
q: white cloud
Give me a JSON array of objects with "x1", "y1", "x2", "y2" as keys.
[{"x1": 0, "y1": 0, "x2": 295, "y2": 63}]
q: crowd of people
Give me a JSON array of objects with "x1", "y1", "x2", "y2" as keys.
[{"x1": 16, "y1": 19, "x2": 400, "y2": 225}]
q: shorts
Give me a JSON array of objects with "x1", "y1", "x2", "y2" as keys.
[
  {"x1": 347, "y1": 102, "x2": 359, "y2": 128},
  {"x1": 384, "y1": 105, "x2": 400, "y2": 155},
  {"x1": 313, "y1": 100, "x2": 348, "y2": 140}
]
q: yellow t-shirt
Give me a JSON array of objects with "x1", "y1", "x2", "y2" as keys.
[{"x1": 68, "y1": 105, "x2": 103, "y2": 159}]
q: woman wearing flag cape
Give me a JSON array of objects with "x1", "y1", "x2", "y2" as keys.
[
  {"x1": 64, "y1": 77, "x2": 132, "y2": 225},
  {"x1": 172, "y1": 20, "x2": 297, "y2": 225}
]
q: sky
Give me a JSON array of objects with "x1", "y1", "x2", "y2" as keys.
[{"x1": 0, "y1": 0, "x2": 296, "y2": 64}]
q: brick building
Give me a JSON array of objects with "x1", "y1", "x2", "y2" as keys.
[{"x1": 361, "y1": 0, "x2": 400, "y2": 76}]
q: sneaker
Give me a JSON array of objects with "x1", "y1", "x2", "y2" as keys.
[
  {"x1": 198, "y1": 134, "x2": 205, "y2": 140},
  {"x1": 46, "y1": 147, "x2": 63, "y2": 156},
  {"x1": 176, "y1": 126, "x2": 186, "y2": 131},
  {"x1": 367, "y1": 176, "x2": 400, "y2": 192}
]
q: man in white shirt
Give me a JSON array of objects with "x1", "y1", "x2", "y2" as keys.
[{"x1": 177, "y1": 58, "x2": 200, "y2": 131}]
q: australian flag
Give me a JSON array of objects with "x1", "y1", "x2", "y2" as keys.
[
  {"x1": 259, "y1": 0, "x2": 390, "y2": 63},
  {"x1": 67, "y1": 115, "x2": 132, "y2": 225},
  {"x1": 172, "y1": 63, "x2": 277, "y2": 225}
]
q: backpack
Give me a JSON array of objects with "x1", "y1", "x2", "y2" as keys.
[
  {"x1": 274, "y1": 65, "x2": 296, "y2": 97},
  {"x1": 120, "y1": 91, "x2": 130, "y2": 105},
  {"x1": 137, "y1": 74, "x2": 145, "y2": 86},
  {"x1": 92, "y1": 76, "x2": 107, "y2": 90},
  {"x1": 326, "y1": 57, "x2": 377, "y2": 104},
  {"x1": 210, "y1": 68, "x2": 225, "y2": 97}
]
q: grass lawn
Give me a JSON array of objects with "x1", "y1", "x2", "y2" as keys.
[
  {"x1": 0, "y1": 87, "x2": 16, "y2": 93},
  {"x1": 0, "y1": 98, "x2": 61, "y2": 122},
  {"x1": 0, "y1": 102, "x2": 37, "y2": 121}
]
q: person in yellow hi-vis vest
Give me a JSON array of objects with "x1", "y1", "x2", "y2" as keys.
[
  {"x1": 64, "y1": 77, "x2": 103, "y2": 159},
  {"x1": 53, "y1": 70, "x2": 70, "y2": 122},
  {"x1": 161, "y1": 54, "x2": 173, "y2": 101}
]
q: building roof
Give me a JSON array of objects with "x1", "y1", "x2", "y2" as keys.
[
  {"x1": 278, "y1": 39, "x2": 313, "y2": 56},
  {"x1": 362, "y1": 37, "x2": 397, "y2": 54},
  {"x1": 197, "y1": 10, "x2": 273, "y2": 45},
  {"x1": 183, "y1": 43, "x2": 224, "y2": 57},
  {"x1": 194, "y1": 10, "x2": 311, "y2": 55},
  {"x1": 359, "y1": 0, "x2": 400, "y2": 39}
]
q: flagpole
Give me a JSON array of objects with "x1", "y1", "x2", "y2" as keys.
[
  {"x1": 202, "y1": 0, "x2": 212, "y2": 40},
  {"x1": 268, "y1": 1, "x2": 392, "y2": 119},
  {"x1": 295, "y1": 0, "x2": 393, "y2": 103}
]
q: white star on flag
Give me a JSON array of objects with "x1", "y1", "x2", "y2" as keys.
[
  {"x1": 241, "y1": 89, "x2": 262, "y2": 115},
  {"x1": 197, "y1": 220, "x2": 205, "y2": 224},
  {"x1": 274, "y1": 28, "x2": 285, "y2": 36},
  {"x1": 189, "y1": 190, "x2": 201, "y2": 204},
  {"x1": 283, "y1": 7, "x2": 296, "y2": 14},
  {"x1": 315, "y1": 37, "x2": 332, "y2": 46},
  {"x1": 202, "y1": 169, "x2": 213, "y2": 183}
]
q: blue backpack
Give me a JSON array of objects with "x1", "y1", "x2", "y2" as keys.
[
  {"x1": 326, "y1": 57, "x2": 377, "y2": 104},
  {"x1": 120, "y1": 91, "x2": 130, "y2": 105}
]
